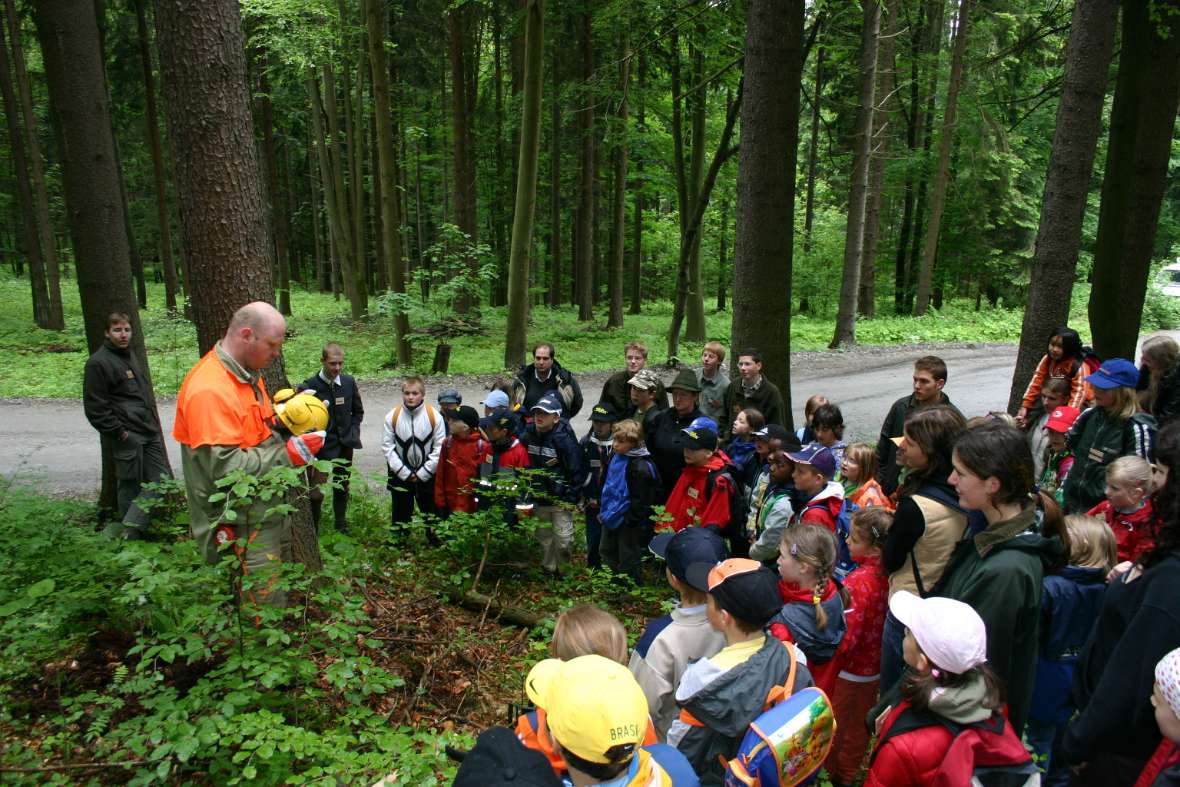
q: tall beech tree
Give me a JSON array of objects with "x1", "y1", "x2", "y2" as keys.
[
  {"x1": 831, "y1": 0, "x2": 880, "y2": 347},
  {"x1": 1087, "y1": 1, "x2": 1180, "y2": 360},
  {"x1": 575, "y1": 6, "x2": 595, "y2": 321},
  {"x1": 913, "y1": 0, "x2": 972, "y2": 316},
  {"x1": 366, "y1": 0, "x2": 411, "y2": 365},
  {"x1": 607, "y1": 32, "x2": 630, "y2": 330},
  {"x1": 505, "y1": 0, "x2": 544, "y2": 368},
  {"x1": 730, "y1": 0, "x2": 803, "y2": 430},
  {"x1": 33, "y1": 0, "x2": 164, "y2": 512},
  {"x1": 1007, "y1": 0, "x2": 1118, "y2": 411},
  {"x1": 6, "y1": 0, "x2": 62, "y2": 329}
]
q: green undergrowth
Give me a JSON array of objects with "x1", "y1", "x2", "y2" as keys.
[
  {"x1": 0, "y1": 469, "x2": 674, "y2": 785},
  {"x1": 5, "y1": 269, "x2": 1174, "y2": 400}
]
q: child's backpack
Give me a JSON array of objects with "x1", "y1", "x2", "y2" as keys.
[
  {"x1": 706, "y1": 460, "x2": 750, "y2": 537},
  {"x1": 724, "y1": 643, "x2": 836, "y2": 787},
  {"x1": 1077, "y1": 346, "x2": 1102, "y2": 380},
  {"x1": 871, "y1": 706, "x2": 1040, "y2": 787},
  {"x1": 804, "y1": 498, "x2": 860, "y2": 579}
]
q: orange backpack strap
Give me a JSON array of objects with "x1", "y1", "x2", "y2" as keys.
[
  {"x1": 678, "y1": 708, "x2": 706, "y2": 728},
  {"x1": 762, "y1": 640, "x2": 799, "y2": 710}
]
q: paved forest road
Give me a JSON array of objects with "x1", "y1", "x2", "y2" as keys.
[{"x1": 2, "y1": 341, "x2": 1020, "y2": 498}]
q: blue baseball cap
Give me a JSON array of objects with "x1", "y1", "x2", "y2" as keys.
[
  {"x1": 682, "y1": 416, "x2": 719, "y2": 450},
  {"x1": 649, "y1": 527, "x2": 728, "y2": 591},
  {"x1": 531, "y1": 392, "x2": 563, "y2": 415},
  {"x1": 479, "y1": 409, "x2": 516, "y2": 433},
  {"x1": 481, "y1": 389, "x2": 510, "y2": 409},
  {"x1": 1086, "y1": 358, "x2": 1138, "y2": 390},
  {"x1": 787, "y1": 444, "x2": 837, "y2": 479},
  {"x1": 438, "y1": 388, "x2": 462, "y2": 404}
]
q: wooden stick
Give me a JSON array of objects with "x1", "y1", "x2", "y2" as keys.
[{"x1": 0, "y1": 760, "x2": 146, "y2": 773}]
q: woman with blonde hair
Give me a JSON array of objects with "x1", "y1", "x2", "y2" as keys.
[{"x1": 1062, "y1": 358, "x2": 1157, "y2": 514}]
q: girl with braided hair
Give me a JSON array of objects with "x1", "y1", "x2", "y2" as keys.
[
  {"x1": 770, "y1": 525, "x2": 850, "y2": 696},
  {"x1": 936, "y1": 420, "x2": 1068, "y2": 738}
]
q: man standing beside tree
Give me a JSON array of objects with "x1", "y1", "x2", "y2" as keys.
[
  {"x1": 173, "y1": 302, "x2": 325, "y2": 604},
  {"x1": 83, "y1": 312, "x2": 172, "y2": 540},
  {"x1": 300, "y1": 342, "x2": 363, "y2": 534}
]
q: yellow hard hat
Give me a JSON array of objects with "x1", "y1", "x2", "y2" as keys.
[{"x1": 274, "y1": 391, "x2": 329, "y2": 435}]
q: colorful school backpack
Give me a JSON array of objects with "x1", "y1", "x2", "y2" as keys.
[
  {"x1": 804, "y1": 498, "x2": 860, "y2": 579},
  {"x1": 724, "y1": 644, "x2": 836, "y2": 787}
]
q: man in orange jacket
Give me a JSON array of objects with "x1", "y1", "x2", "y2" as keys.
[{"x1": 173, "y1": 302, "x2": 324, "y2": 605}]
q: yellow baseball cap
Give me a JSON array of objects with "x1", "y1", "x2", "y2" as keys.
[{"x1": 524, "y1": 655, "x2": 649, "y2": 765}]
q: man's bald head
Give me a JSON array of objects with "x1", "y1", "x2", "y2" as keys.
[{"x1": 223, "y1": 301, "x2": 286, "y2": 372}]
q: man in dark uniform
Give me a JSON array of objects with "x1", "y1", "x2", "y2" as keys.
[
  {"x1": 300, "y1": 342, "x2": 364, "y2": 533},
  {"x1": 83, "y1": 312, "x2": 172, "y2": 539}
]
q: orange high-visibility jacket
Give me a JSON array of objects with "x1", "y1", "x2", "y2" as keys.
[{"x1": 174, "y1": 348, "x2": 274, "y2": 449}]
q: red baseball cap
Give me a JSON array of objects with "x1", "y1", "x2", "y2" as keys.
[{"x1": 1044, "y1": 405, "x2": 1081, "y2": 434}]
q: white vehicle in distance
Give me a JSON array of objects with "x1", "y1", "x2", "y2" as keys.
[{"x1": 1163, "y1": 260, "x2": 1180, "y2": 298}]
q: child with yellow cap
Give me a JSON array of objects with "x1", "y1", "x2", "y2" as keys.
[{"x1": 523, "y1": 655, "x2": 699, "y2": 785}]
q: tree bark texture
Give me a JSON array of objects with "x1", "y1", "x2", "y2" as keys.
[
  {"x1": 831, "y1": 0, "x2": 880, "y2": 347},
  {"x1": 913, "y1": 0, "x2": 971, "y2": 316},
  {"x1": 1087, "y1": 0, "x2": 1180, "y2": 360},
  {"x1": 33, "y1": 0, "x2": 163, "y2": 510},
  {"x1": 1006, "y1": 0, "x2": 1118, "y2": 412},
  {"x1": 133, "y1": 0, "x2": 179, "y2": 313},
  {"x1": 504, "y1": 0, "x2": 544, "y2": 368},
  {"x1": 366, "y1": 0, "x2": 412, "y2": 365},
  {"x1": 257, "y1": 62, "x2": 291, "y2": 317},
  {"x1": 152, "y1": 0, "x2": 276, "y2": 354},
  {"x1": 731, "y1": 0, "x2": 803, "y2": 432}
]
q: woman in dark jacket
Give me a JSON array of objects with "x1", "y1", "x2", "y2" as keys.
[
  {"x1": 1141, "y1": 335, "x2": 1180, "y2": 429},
  {"x1": 941, "y1": 421, "x2": 1067, "y2": 738},
  {"x1": 1063, "y1": 421, "x2": 1180, "y2": 785}
]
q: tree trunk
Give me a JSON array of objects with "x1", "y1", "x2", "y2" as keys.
[
  {"x1": 449, "y1": 2, "x2": 479, "y2": 314},
  {"x1": 730, "y1": 0, "x2": 803, "y2": 432},
  {"x1": 607, "y1": 33, "x2": 630, "y2": 330},
  {"x1": 629, "y1": 51, "x2": 645, "y2": 315},
  {"x1": 491, "y1": 2, "x2": 508, "y2": 307},
  {"x1": 859, "y1": 0, "x2": 898, "y2": 319},
  {"x1": 913, "y1": 0, "x2": 971, "y2": 316},
  {"x1": 33, "y1": 0, "x2": 165, "y2": 513},
  {"x1": 803, "y1": 46, "x2": 824, "y2": 252},
  {"x1": 504, "y1": 0, "x2": 544, "y2": 368},
  {"x1": 5, "y1": 0, "x2": 61, "y2": 329},
  {"x1": 548, "y1": 42, "x2": 562, "y2": 308},
  {"x1": 667, "y1": 92, "x2": 741, "y2": 360},
  {"x1": 366, "y1": 0, "x2": 411, "y2": 365},
  {"x1": 133, "y1": 0, "x2": 179, "y2": 313},
  {"x1": 575, "y1": 8, "x2": 595, "y2": 321},
  {"x1": 830, "y1": 0, "x2": 880, "y2": 348},
  {"x1": 321, "y1": 64, "x2": 365, "y2": 320},
  {"x1": 153, "y1": 0, "x2": 320, "y2": 570},
  {"x1": 1087, "y1": 1, "x2": 1180, "y2": 360},
  {"x1": 310, "y1": 129, "x2": 328, "y2": 292},
  {"x1": 717, "y1": 200, "x2": 728, "y2": 311},
  {"x1": 1006, "y1": 0, "x2": 1117, "y2": 412},
  {"x1": 685, "y1": 28, "x2": 706, "y2": 341},
  {"x1": 257, "y1": 62, "x2": 291, "y2": 317},
  {"x1": 0, "y1": 17, "x2": 47, "y2": 328}
]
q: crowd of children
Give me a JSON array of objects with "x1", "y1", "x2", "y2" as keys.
[{"x1": 391, "y1": 330, "x2": 1180, "y2": 786}]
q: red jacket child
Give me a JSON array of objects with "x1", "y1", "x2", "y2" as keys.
[
  {"x1": 434, "y1": 409, "x2": 488, "y2": 514},
  {"x1": 836, "y1": 554, "x2": 889, "y2": 679},
  {"x1": 663, "y1": 453, "x2": 734, "y2": 534},
  {"x1": 1087, "y1": 497, "x2": 1159, "y2": 564}
]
